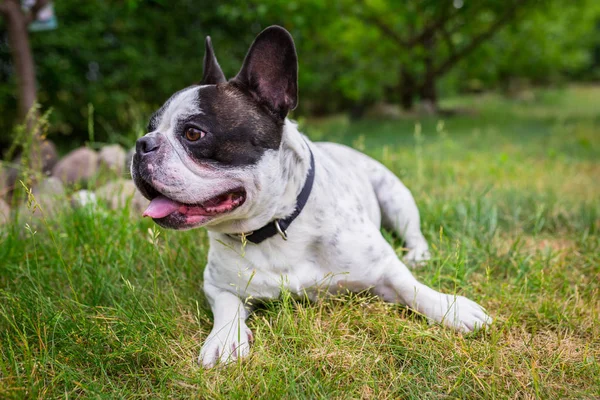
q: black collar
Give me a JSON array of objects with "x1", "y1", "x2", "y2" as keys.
[{"x1": 230, "y1": 143, "x2": 315, "y2": 244}]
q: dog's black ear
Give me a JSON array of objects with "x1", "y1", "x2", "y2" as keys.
[
  {"x1": 201, "y1": 36, "x2": 226, "y2": 85},
  {"x1": 232, "y1": 26, "x2": 298, "y2": 119}
]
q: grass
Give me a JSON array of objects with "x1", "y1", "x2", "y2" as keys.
[{"x1": 1, "y1": 85, "x2": 599, "y2": 398}]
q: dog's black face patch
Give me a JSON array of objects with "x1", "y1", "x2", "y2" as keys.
[
  {"x1": 179, "y1": 84, "x2": 282, "y2": 166},
  {"x1": 142, "y1": 26, "x2": 298, "y2": 169},
  {"x1": 147, "y1": 84, "x2": 283, "y2": 168}
]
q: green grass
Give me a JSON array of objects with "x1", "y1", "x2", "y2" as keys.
[{"x1": 1, "y1": 85, "x2": 599, "y2": 399}]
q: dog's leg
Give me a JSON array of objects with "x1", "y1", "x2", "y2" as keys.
[
  {"x1": 368, "y1": 160, "x2": 430, "y2": 266},
  {"x1": 199, "y1": 281, "x2": 253, "y2": 368},
  {"x1": 375, "y1": 251, "x2": 492, "y2": 332},
  {"x1": 329, "y1": 223, "x2": 491, "y2": 332}
]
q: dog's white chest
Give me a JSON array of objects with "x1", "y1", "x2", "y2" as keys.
[
  {"x1": 206, "y1": 236, "x2": 371, "y2": 300},
  {"x1": 207, "y1": 239, "x2": 319, "y2": 298}
]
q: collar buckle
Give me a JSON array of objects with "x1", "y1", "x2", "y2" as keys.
[
  {"x1": 274, "y1": 220, "x2": 288, "y2": 241},
  {"x1": 229, "y1": 140, "x2": 314, "y2": 245}
]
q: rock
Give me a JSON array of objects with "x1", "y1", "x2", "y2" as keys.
[
  {"x1": 98, "y1": 144, "x2": 127, "y2": 176},
  {"x1": 2, "y1": 140, "x2": 58, "y2": 199},
  {"x1": 52, "y1": 147, "x2": 99, "y2": 186},
  {"x1": 124, "y1": 147, "x2": 135, "y2": 177},
  {"x1": 19, "y1": 176, "x2": 66, "y2": 220},
  {"x1": 40, "y1": 140, "x2": 59, "y2": 173},
  {"x1": 0, "y1": 198, "x2": 9, "y2": 226},
  {"x1": 72, "y1": 190, "x2": 98, "y2": 208},
  {"x1": 95, "y1": 179, "x2": 149, "y2": 214},
  {"x1": 4, "y1": 160, "x2": 20, "y2": 198},
  {"x1": 32, "y1": 176, "x2": 65, "y2": 198}
]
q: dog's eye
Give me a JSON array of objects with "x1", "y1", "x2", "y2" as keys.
[{"x1": 184, "y1": 127, "x2": 205, "y2": 142}]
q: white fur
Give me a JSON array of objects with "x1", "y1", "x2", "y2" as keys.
[
  {"x1": 141, "y1": 86, "x2": 289, "y2": 232},
  {"x1": 196, "y1": 120, "x2": 492, "y2": 368}
]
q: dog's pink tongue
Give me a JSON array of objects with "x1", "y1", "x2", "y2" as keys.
[{"x1": 143, "y1": 196, "x2": 181, "y2": 218}]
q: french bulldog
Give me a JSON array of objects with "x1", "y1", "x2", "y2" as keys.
[{"x1": 132, "y1": 26, "x2": 492, "y2": 368}]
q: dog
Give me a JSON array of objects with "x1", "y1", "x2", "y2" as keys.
[{"x1": 131, "y1": 26, "x2": 492, "y2": 368}]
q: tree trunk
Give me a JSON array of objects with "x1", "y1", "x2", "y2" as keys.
[
  {"x1": 0, "y1": 0, "x2": 52, "y2": 191},
  {"x1": 399, "y1": 68, "x2": 415, "y2": 110},
  {"x1": 419, "y1": 75, "x2": 438, "y2": 114},
  {"x1": 2, "y1": 0, "x2": 37, "y2": 120},
  {"x1": 420, "y1": 76, "x2": 437, "y2": 103},
  {"x1": 419, "y1": 33, "x2": 438, "y2": 113}
]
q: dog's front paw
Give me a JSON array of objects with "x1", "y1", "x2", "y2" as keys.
[
  {"x1": 404, "y1": 242, "x2": 431, "y2": 268},
  {"x1": 199, "y1": 323, "x2": 253, "y2": 368},
  {"x1": 435, "y1": 294, "x2": 492, "y2": 333}
]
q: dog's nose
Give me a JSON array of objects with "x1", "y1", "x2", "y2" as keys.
[{"x1": 136, "y1": 134, "x2": 160, "y2": 155}]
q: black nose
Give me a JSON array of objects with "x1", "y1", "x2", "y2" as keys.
[{"x1": 136, "y1": 134, "x2": 160, "y2": 155}]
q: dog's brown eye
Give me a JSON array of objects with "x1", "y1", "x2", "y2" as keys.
[{"x1": 185, "y1": 127, "x2": 205, "y2": 142}]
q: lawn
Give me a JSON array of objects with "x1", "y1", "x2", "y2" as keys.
[{"x1": 1, "y1": 85, "x2": 599, "y2": 399}]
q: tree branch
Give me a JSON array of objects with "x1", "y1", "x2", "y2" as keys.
[
  {"x1": 433, "y1": 0, "x2": 529, "y2": 78},
  {"x1": 354, "y1": 0, "x2": 408, "y2": 47},
  {"x1": 439, "y1": 22, "x2": 456, "y2": 60},
  {"x1": 442, "y1": 1, "x2": 487, "y2": 39},
  {"x1": 407, "y1": 2, "x2": 456, "y2": 48},
  {"x1": 360, "y1": 0, "x2": 460, "y2": 49},
  {"x1": 362, "y1": 14, "x2": 408, "y2": 47}
]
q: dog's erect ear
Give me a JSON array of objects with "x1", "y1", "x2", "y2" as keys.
[
  {"x1": 232, "y1": 26, "x2": 298, "y2": 119},
  {"x1": 201, "y1": 36, "x2": 226, "y2": 85}
]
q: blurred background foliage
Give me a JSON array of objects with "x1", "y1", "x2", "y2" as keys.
[{"x1": 0, "y1": 0, "x2": 599, "y2": 151}]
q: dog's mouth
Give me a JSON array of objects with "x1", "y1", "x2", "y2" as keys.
[{"x1": 143, "y1": 188, "x2": 247, "y2": 220}]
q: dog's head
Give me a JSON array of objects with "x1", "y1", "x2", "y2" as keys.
[{"x1": 131, "y1": 26, "x2": 298, "y2": 231}]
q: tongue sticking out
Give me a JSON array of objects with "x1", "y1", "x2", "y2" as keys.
[
  {"x1": 143, "y1": 196, "x2": 181, "y2": 219},
  {"x1": 142, "y1": 191, "x2": 246, "y2": 220}
]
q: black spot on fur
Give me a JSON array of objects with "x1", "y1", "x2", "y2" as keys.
[{"x1": 171, "y1": 84, "x2": 283, "y2": 167}]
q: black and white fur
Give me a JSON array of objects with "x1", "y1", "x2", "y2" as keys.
[{"x1": 132, "y1": 26, "x2": 492, "y2": 368}]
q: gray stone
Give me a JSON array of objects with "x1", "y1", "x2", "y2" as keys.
[
  {"x1": 52, "y1": 147, "x2": 99, "y2": 186},
  {"x1": 95, "y1": 179, "x2": 149, "y2": 214},
  {"x1": 71, "y1": 190, "x2": 98, "y2": 208},
  {"x1": 40, "y1": 140, "x2": 59, "y2": 173},
  {"x1": 98, "y1": 144, "x2": 127, "y2": 176},
  {"x1": 19, "y1": 176, "x2": 66, "y2": 220},
  {"x1": 4, "y1": 161, "x2": 20, "y2": 199},
  {"x1": 32, "y1": 176, "x2": 65, "y2": 198},
  {"x1": 0, "y1": 198, "x2": 10, "y2": 226},
  {"x1": 1, "y1": 140, "x2": 59, "y2": 199}
]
